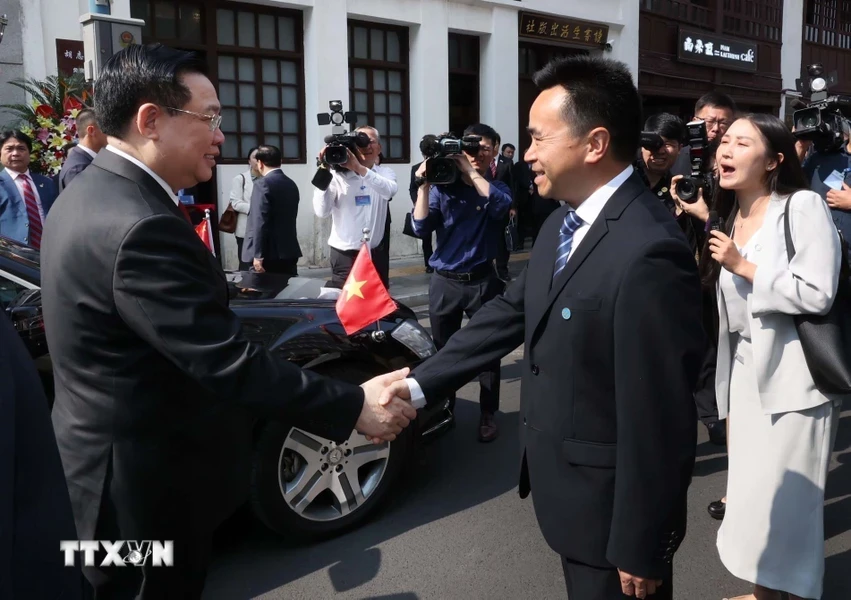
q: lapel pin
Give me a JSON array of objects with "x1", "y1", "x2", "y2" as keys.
[{"x1": 561, "y1": 308, "x2": 572, "y2": 320}]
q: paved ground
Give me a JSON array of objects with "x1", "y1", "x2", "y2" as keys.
[{"x1": 203, "y1": 308, "x2": 851, "y2": 600}]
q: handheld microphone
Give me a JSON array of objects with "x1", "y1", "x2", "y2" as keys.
[{"x1": 708, "y1": 210, "x2": 724, "y2": 232}]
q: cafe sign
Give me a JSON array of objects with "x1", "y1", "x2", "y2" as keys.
[
  {"x1": 677, "y1": 28, "x2": 757, "y2": 73},
  {"x1": 519, "y1": 12, "x2": 609, "y2": 49}
]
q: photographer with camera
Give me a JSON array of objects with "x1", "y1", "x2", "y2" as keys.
[
  {"x1": 411, "y1": 123, "x2": 511, "y2": 442},
  {"x1": 313, "y1": 125, "x2": 397, "y2": 288},
  {"x1": 672, "y1": 92, "x2": 737, "y2": 178}
]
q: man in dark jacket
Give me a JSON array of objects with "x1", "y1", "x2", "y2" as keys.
[
  {"x1": 0, "y1": 313, "x2": 85, "y2": 600},
  {"x1": 58, "y1": 108, "x2": 108, "y2": 192},
  {"x1": 241, "y1": 145, "x2": 302, "y2": 275}
]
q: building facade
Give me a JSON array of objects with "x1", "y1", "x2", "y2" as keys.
[
  {"x1": 6, "y1": 0, "x2": 636, "y2": 269},
  {"x1": 9, "y1": 1, "x2": 846, "y2": 269}
]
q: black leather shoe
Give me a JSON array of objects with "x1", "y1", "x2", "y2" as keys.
[
  {"x1": 479, "y1": 412, "x2": 499, "y2": 443},
  {"x1": 707, "y1": 499, "x2": 726, "y2": 520},
  {"x1": 706, "y1": 420, "x2": 727, "y2": 446},
  {"x1": 425, "y1": 267, "x2": 434, "y2": 274}
]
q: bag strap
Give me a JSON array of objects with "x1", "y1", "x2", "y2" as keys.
[{"x1": 783, "y1": 193, "x2": 796, "y2": 261}]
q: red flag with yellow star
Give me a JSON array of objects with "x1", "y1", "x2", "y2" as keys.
[{"x1": 336, "y1": 244, "x2": 397, "y2": 335}]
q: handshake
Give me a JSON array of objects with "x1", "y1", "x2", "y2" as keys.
[{"x1": 355, "y1": 368, "x2": 417, "y2": 444}]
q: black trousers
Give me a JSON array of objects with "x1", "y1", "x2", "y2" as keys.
[
  {"x1": 329, "y1": 242, "x2": 390, "y2": 289},
  {"x1": 561, "y1": 557, "x2": 674, "y2": 600},
  {"x1": 235, "y1": 236, "x2": 250, "y2": 271},
  {"x1": 428, "y1": 272, "x2": 503, "y2": 414}
]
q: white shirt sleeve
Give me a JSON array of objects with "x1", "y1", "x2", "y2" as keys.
[
  {"x1": 405, "y1": 378, "x2": 427, "y2": 409},
  {"x1": 363, "y1": 166, "x2": 398, "y2": 198},
  {"x1": 313, "y1": 175, "x2": 340, "y2": 218}
]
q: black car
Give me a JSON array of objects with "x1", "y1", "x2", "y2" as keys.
[{"x1": 0, "y1": 236, "x2": 452, "y2": 538}]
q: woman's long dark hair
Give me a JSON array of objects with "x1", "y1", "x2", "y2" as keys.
[{"x1": 698, "y1": 113, "x2": 808, "y2": 287}]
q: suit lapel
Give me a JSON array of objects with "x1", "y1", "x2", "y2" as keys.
[
  {"x1": 0, "y1": 170, "x2": 20, "y2": 201},
  {"x1": 528, "y1": 173, "x2": 645, "y2": 336}
]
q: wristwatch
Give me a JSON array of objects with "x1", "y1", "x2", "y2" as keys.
[{"x1": 414, "y1": 176, "x2": 428, "y2": 188}]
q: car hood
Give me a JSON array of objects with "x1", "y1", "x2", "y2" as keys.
[{"x1": 227, "y1": 272, "x2": 339, "y2": 304}]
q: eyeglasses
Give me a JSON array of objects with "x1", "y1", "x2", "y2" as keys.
[
  {"x1": 162, "y1": 106, "x2": 223, "y2": 132},
  {"x1": 703, "y1": 118, "x2": 732, "y2": 131}
]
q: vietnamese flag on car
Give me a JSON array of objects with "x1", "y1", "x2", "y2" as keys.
[
  {"x1": 195, "y1": 211, "x2": 215, "y2": 256},
  {"x1": 336, "y1": 244, "x2": 397, "y2": 335}
]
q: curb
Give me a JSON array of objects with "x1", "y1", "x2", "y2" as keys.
[{"x1": 395, "y1": 291, "x2": 430, "y2": 310}]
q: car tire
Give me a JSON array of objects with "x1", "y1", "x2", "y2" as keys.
[{"x1": 249, "y1": 363, "x2": 413, "y2": 539}]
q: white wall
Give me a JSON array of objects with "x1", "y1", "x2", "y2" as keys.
[
  {"x1": 781, "y1": 0, "x2": 804, "y2": 92},
  {"x1": 31, "y1": 0, "x2": 636, "y2": 270}
]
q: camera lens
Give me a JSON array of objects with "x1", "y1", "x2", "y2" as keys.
[
  {"x1": 325, "y1": 145, "x2": 348, "y2": 165},
  {"x1": 676, "y1": 178, "x2": 698, "y2": 202}
]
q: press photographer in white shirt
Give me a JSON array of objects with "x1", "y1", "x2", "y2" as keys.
[{"x1": 313, "y1": 126, "x2": 397, "y2": 288}]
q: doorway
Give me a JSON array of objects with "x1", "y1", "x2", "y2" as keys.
[{"x1": 517, "y1": 42, "x2": 587, "y2": 156}]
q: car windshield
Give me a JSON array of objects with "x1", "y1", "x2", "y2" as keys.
[{"x1": 226, "y1": 272, "x2": 342, "y2": 302}]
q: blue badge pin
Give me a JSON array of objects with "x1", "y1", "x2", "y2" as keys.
[{"x1": 561, "y1": 308, "x2": 572, "y2": 320}]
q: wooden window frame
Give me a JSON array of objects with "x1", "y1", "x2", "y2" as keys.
[
  {"x1": 130, "y1": 0, "x2": 307, "y2": 164},
  {"x1": 348, "y1": 20, "x2": 410, "y2": 163},
  {"x1": 805, "y1": 0, "x2": 851, "y2": 49}
]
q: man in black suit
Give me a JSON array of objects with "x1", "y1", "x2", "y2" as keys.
[
  {"x1": 39, "y1": 43, "x2": 416, "y2": 599},
  {"x1": 58, "y1": 108, "x2": 108, "y2": 192},
  {"x1": 0, "y1": 314, "x2": 85, "y2": 600},
  {"x1": 241, "y1": 144, "x2": 301, "y2": 275},
  {"x1": 489, "y1": 133, "x2": 515, "y2": 279},
  {"x1": 383, "y1": 56, "x2": 703, "y2": 598}
]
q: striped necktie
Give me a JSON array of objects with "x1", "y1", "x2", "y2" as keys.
[
  {"x1": 490, "y1": 160, "x2": 497, "y2": 179},
  {"x1": 19, "y1": 174, "x2": 43, "y2": 250},
  {"x1": 552, "y1": 210, "x2": 584, "y2": 281}
]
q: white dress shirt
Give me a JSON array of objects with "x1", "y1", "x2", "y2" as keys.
[
  {"x1": 405, "y1": 165, "x2": 634, "y2": 407},
  {"x1": 75, "y1": 144, "x2": 98, "y2": 160},
  {"x1": 106, "y1": 145, "x2": 179, "y2": 206},
  {"x1": 312, "y1": 164, "x2": 398, "y2": 250},
  {"x1": 5, "y1": 167, "x2": 46, "y2": 222}
]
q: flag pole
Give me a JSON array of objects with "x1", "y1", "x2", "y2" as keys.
[{"x1": 361, "y1": 227, "x2": 382, "y2": 333}]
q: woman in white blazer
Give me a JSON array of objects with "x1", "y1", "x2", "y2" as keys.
[
  {"x1": 229, "y1": 147, "x2": 259, "y2": 270},
  {"x1": 704, "y1": 114, "x2": 842, "y2": 600}
]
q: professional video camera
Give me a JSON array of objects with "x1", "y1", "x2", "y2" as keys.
[
  {"x1": 316, "y1": 100, "x2": 369, "y2": 165},
  {"x1": 312, "y1": 100, "x2": 366, "y2": 190},
  {"x1": 674, "y1": 119, "x2": 715, "y2": 203},
  {"x1": 793, "y1": 64, "x2": 851, "y2": 154},
  {"x1": 419, "y1": 134, "x2": 482, "y2": 185}
]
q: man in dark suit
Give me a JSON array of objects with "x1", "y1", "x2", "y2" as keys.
[
  {"x1": 39, "y1": 43, "x2": 417, "y2": 599},
  {"x1": 383, "y1": 56, "x2": 704, "y2": 598},
  {"x1": 241, "y1": 145, "x2": 301, "y2": 275},
  {"x1": 488, "y1": 133, "x2": 515, "y2": 279},
  {"x1": 0, "y1": 313, "x2": 85, "y2": 600},
  {"x1": 0, "y1": 130, "x2": 58, "y2": 249},
  {"x1": 58, "y1": 108, "x2": 108, "y2": 192}
]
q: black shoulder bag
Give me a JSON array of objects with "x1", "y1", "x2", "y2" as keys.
[{"x1": 784, "y1": 194, "x2": 851, "y2": 394}]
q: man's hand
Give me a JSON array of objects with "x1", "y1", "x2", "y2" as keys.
[
  {"x1": 827, "y1": 182, "x2": 851, "y2": 210},
  {"x1": 509, "y1": 208, "x2": 517, "y2": 218},
  {"x1": 253, "y1": 258, "x2": 265, "y2": 273},
  {"x1": 453, "y1": 153, "x2": 476, "y2": 175},
  {"x1": 357, "y1": 368, "x2": 417, "y2": 443},
  {"x1": 618, "y1": 570, "x2": 663, "y2": 599},
  {"x1": 378, "y1": 378, "x2": 412, "y2": 406},
  {"x1": 344, "y1": 148, "x2": 368, "y2": 176}
]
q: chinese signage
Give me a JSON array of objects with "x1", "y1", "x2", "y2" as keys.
[
  {"x1": 677, "y1": 28, "x2": 757, "y2": 73},
  {"x1": 56, "y1": 39, "x2": 85, "y2": 77},
  {"x1": 518, "y1": 12, "x2": 609, "y2": 49}
]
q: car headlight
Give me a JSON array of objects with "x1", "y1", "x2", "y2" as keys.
[{"x1": 391, "y1": 319, "x2": 436, "y2": 359}]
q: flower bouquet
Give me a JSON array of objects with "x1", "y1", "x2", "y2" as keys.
[{"x1": 1, "y1": 74, "x2": 92, "y2": 177}]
